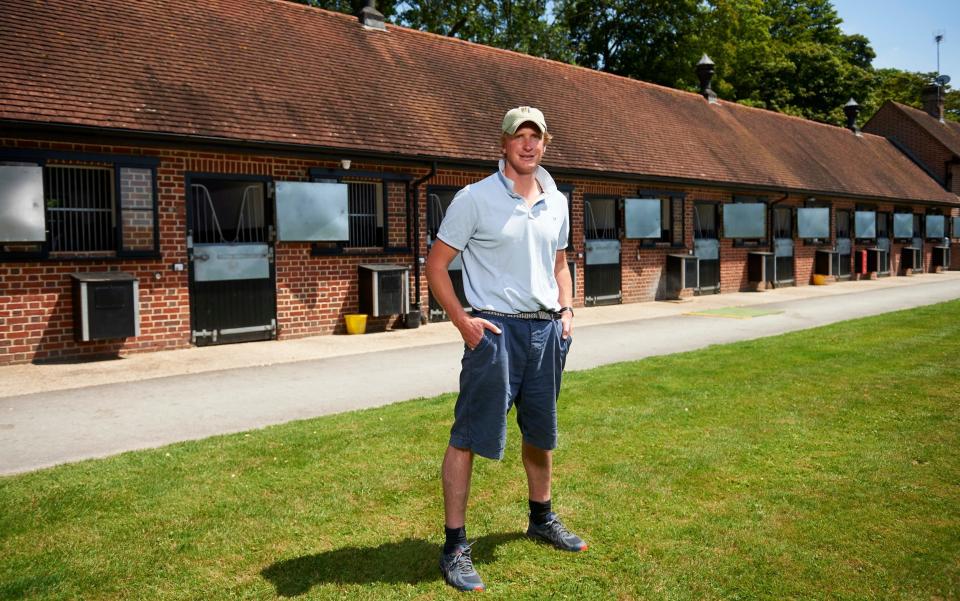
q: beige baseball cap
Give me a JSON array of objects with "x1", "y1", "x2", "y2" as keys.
[{"x1": 501, "y1": 106, "x2": 547, "y2": 135}]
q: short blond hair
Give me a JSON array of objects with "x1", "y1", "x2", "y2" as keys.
[{"x1": 500, "y1": 129, "x2": 553, "y2": 147}]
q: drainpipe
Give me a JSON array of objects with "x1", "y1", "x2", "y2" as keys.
[{"x1": 409, "y1": 161, "x2": 437, "y2": 319}]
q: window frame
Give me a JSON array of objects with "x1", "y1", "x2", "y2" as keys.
[
  {"x1": 892, "y1": 207, "x2": 915, "y2": 243},
  {"x1": 0, "y1": 149, "x2": 160, "y2": 261},
  {"x1": 693, "y1": 200, "x2": 720, "y2": 241},
  {"x1": 854, "y1": 203, "x2": 879, "y2": 245},
  {"x1": 308, "y1": 168, "x2": 412, "y2": 255},
  {"x1": 726, "y1": 195, "x2": 768, "y2": 248},
  {"x1": 924, "y1": 208, "x2": 946, "y2": 242},
  {"x1": 876, "y1": 210, "x2": 891, "y2": 240},
  {"x1": 799, "y1": 198, "x2": 832, "y2": 246},
  {"x1": 583, "y1": 194, "x2": 620, "y2": 241},
  {"x1": 635, "y1": 189, "x2": 686, "y2": 248}
]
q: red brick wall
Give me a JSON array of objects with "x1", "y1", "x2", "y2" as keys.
[
  {"x1": 0, "y1": 137, "x2": 422, "y2": 364},
  {"x1": 2, "y1": 135, "x2": 957, "y2": 364},
  {"x1": 863, "y1": 105, "x2": 954, "y2": 185}
]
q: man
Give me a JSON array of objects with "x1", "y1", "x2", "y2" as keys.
[{"x1": 426, "y1": 106, "x2": 586, "y2": 593}]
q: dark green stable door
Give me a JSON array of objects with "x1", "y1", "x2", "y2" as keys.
[
  {"x1": 188, "y1": 178, "x2": 277, "y2": 346},
  {"x1": 835, "y1": 210, "x2": 852, "y2": 279},
  {"x1": 583, "y1": 197, "x2": 621, "y2": 306},
  {"x1": 694, "y1": 202, "x2": 720, "y2": 294},
  {"x1": 772, "y1": 206, "x2": 795, "y2": 285}
]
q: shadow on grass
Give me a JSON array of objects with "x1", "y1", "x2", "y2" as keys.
[{"x1": 261, "y1": 532, "x2": 523, "y2": 596}]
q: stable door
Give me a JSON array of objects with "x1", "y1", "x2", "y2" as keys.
[
  {"x1": 187, "y1": 177, "x2": 276, "y2": 345},
  {"x1": 583, "y1": 197, "x2": 621, "y2": 305}
]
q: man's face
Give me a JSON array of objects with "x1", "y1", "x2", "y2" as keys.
[{"x1": 502, "y1": 123, "x2": 545, "y2": 177}]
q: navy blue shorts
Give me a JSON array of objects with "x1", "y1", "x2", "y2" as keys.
[{"x1": 449, "y1": 312, "x2": 572, "y2": 460}]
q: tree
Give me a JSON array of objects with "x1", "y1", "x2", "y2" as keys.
[
  {"x1": 295, "y1": 0, "x2": 400, "y2": 19},
  {"x1": 865, "y1": 69, "x2": 959, "y2": 123},
  {"x1": 292, "y1": 0, "x2": 571, "y2": 61},
  {"x1": 555, "y1": 0, "x2": 701, "y2": 87},
  {"x1": 693, "y1": 0, "x2": 877, "y2": 123},
  {"x1": 693, "y1": 0, "x2": 788, "y2": 107},
  {"x1": 399, "y1": 0, "x2": 573, "y2": 61}
]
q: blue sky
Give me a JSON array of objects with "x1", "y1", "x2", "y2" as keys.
[{"x1": 831, "y1": 0, "x2": 958, "y2": 80}]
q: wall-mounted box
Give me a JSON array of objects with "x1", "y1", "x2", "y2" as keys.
[
  {"x1": 358, "y1": 264, "x2": 409, "y2": 317},
  {"x1": 71, "y1": 272, "x2": 140, "y2": 341},
  {"x1": 748, "y1": 251, "x2": 775, "y2": 285},
  {"x1": 665, "y1": 254, "x2": 699, "y2": 298},
  {"x1": 901, "y1": 247, "x2": 922, "y2": 271}
]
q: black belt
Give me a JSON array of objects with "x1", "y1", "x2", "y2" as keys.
[{"x1": 473, "y1": 308, "x2": 561, "y2": 321}]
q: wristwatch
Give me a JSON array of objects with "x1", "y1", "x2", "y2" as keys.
[{"x1": 559, "y1": 306, "x2": 574, "y2": 317}]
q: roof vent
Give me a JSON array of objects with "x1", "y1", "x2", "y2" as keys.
[
  {"x1": 843, "y1": 98, "x2": 861, "y2": 135},
  {"x1": 358, "y1": 0, "x2": 386, "y2": 31},
  {"x1": 695, "y1": 54, "x2": 718, "y2": 104},
  {"x1": 921, "y1": 83, "x2": 945, "y2": 123}
]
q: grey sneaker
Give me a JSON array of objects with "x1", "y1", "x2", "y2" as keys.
[
  {"x1": 439, "y1": 542, "x2": 485, "y2": 592},
  {"x1": 526, "y1": 513, "x2": 588, "y2": 552}
]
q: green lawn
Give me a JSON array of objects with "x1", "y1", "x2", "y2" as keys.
[{"x1": 2, "y1": 301, "x2": 959, "y2": 600}]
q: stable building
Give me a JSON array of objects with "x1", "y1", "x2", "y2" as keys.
[
  {"x1": 864, "y1": 86, "x2": 960, "y2": 269},
  {"x1": 1, "y1": 0, "x2": 958, "y2": 365}
]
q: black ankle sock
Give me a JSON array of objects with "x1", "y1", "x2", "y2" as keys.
[
  {"x1": 444, "y1": 525, "x2": 467, "y2": 554},
  {"x1": 529, "y1": 499, "x2": 552, "y2": 525}
]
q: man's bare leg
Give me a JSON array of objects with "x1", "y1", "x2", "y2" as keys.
[
  {"x1": 522, "y1": 440, "x2": 587, "y2": 551},
  {"x1": 521, "y1": 440, "x2": 552, "y2": 502},
  {"x1": 442, "y1": 444, "x2": 474, "y2": 527}
]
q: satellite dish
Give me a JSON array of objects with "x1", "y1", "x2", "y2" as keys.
[{"x1": 935, "y1": 74, "x2": 951, "y2": 85}]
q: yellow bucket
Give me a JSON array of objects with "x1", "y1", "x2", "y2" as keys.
[
  {"x1": 344, "y1": 313, "x2": 368, "y2": 335},
  {"x1": 811, "y1": 274, "x2": 828, "y2": 286}
]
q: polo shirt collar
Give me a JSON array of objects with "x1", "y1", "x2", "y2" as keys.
[{"x1": 497, "y1": 159, "x2": 558, "y2": 198}]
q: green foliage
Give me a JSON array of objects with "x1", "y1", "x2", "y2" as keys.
[
  {"x1": 863, "y1": 69, "x2": 959, "y2": 122},
  {"x1": 556, "y1": 0, "x2": 701, "y2": 86},
  {"x1": 294, "y1": 0, "x2": 571, "y2": 60},
  {"x1": 685, "y1": 0, "x2": 873, "y2": 123},
  {"x1": 294, "y1": 0, "x2": 399, "y2": 19},
  {"x1": 1, "y1": 302, "x2": 959, "y2": 598},
  {"x1": 399, "y1": 0, "x2": 573, "y2": 61}
]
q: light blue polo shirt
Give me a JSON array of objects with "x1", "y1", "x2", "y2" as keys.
[{"x1": 437, "y1": 159, "x2": 569, "y2": 313}]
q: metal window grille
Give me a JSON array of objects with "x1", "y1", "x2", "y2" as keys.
[
  {"x1": 191, "y1": 182, "x2": 266, "y2": 244},
  {"x1": 876, "y1": 213, "x2": 889, "y2": 238},
  {"x1": 773, "y1": 207, "x2": 792, "y2": 238},
  {"x1": 585, "y1": 198, "x2": 617, "y2": 239},
  {"x1": 44, "y1": 165, "x2": 115, "y2": 253},
  {"x1": 345, "y1": 180, "x2": 384, "y2": 248},
  {"x1": 836, "y1": 211, "x2": 851, "y2": 238},
  {"x1": 694, "y1": 203, "x2": 717, "y2": 239},
  {"x1": 427, "y1": 190, "x2": 456, "y2": 242}
]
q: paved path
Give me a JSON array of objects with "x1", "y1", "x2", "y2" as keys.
[{"x1": 2, "y1": 272, "x2": 959, "y2": 475}]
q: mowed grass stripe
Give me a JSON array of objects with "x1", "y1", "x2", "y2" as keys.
[{"x1": 1, "y1": 300, "x2": 958, "y2": 600}]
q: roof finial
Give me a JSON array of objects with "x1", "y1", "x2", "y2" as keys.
[
  {"x1": 695, "y1": 54, "x2": 718, "y2": 104},
  {"x1": 357, "y1": 0, "x2": 386, "y2": 31},
  {"x1": 843, "y1": 98, "x2": 861, "y2": 135}
]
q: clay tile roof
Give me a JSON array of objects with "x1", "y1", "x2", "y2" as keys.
[
  {"x1": 1, "y1": 0, "x2": 957, "y2": 205},
  {"x1": 888, "y1": 102, "x2": 960, "y2": 158}
]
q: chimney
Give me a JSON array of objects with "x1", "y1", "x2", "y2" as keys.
[
  {"x1": 843, "y1": 98, "x2": 861, "y2": 135},
  {"x1": 695, "y1": 54, "x2": 718, "y2": 104},
  {"x1": 921, "y1": 83, "x2": 945, "y2": 123},
  {"x1": 357, "y1": 0, "x2": 386, "y2": 31}
]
